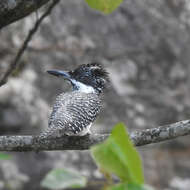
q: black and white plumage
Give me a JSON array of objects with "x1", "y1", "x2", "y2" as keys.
[{"x1": 40, "y1": 63, "x2": 109, "y2": 138}]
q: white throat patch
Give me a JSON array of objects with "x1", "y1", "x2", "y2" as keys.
[{"x1": 71, "y1": 79, "x2": 95, "y2": 93}]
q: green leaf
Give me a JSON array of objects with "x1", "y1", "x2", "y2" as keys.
[
  {"x1": 91, "y1": 123, "x2": 144, "y2": 184},
  {"x1": 106, "y1": 183, "x2": 128, "y2": 190},
  {"x1": 85, "y1": 0, "x2": 123, "y2": 14},
  {"x1": 0, "y1": 153, "x2": 11, "y2": 160},
  {"x1": 41, "y1": 168, "x2": 87, "y2": 189},
  {"x1": 107, "y1": 183, "x2": 151, "y2": 190}
]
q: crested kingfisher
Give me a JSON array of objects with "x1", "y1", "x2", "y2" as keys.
[{"x1": 40, "y1": 63, "x2": 109, "y2": 138}]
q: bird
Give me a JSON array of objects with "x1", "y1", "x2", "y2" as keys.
[{"x1": 39, "y1": 62, "x2": 109, "y2": 139}]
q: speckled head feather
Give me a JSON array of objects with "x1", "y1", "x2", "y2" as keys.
[{"x1": 69, "y1": 62, "x2": 110, "y2": 93}]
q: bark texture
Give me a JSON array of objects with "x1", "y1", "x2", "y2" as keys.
[
  {"x1": 0, "y1": 0, "x2": 50, "y2": 29},
  {"x1": 0, "y1": 120, "x2": 189, "y2": 151}
]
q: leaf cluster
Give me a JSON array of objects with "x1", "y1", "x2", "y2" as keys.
[{"x1": 41, "y1": 123, "x2": 153, "y2": 190}]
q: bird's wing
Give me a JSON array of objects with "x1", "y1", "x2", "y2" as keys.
[{"x1": 48, "y1": 92, "x2": 101, "y2": 136}]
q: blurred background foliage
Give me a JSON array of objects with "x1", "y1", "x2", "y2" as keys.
[
  {"x1": 41, "y1": 123, "x2": 148, "y2": 190},
  {"x1": 1, "y1": 0, "x2": 190, "y2": 189}
]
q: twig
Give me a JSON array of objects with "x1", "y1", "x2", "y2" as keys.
[
  {"x1": 0, "y1": 0, "x2": 60, "y2": 87},
  {"x1": 0, "y1": 119, "x2": 190, "y2": 152}
]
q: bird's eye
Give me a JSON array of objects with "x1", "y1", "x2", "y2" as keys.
[{"x1": 84, "y1": 69, "x2": 90, "y2": 75}]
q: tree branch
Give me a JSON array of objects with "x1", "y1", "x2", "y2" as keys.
[
  {"x1": 0, "y1": 0, "x2": 51, "y2": 29},
  {"x1": 0, "y1": 0, "x2": 60, "y2": 87},
  {"x1": 0, "y1": 119, "x2": 190, "y2": 152}
]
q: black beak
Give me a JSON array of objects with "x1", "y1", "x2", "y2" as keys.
[{"x1": 47, "y1": 70, "x2": 71, "y2": 80}]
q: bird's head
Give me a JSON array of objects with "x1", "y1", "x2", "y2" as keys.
[{"x1": 47, "y1": 63, "x2": 109, "y2": 94}]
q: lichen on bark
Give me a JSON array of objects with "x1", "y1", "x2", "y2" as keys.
[{"x1": 0, "y1": 0, "x2": 50, "y2": 29}]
